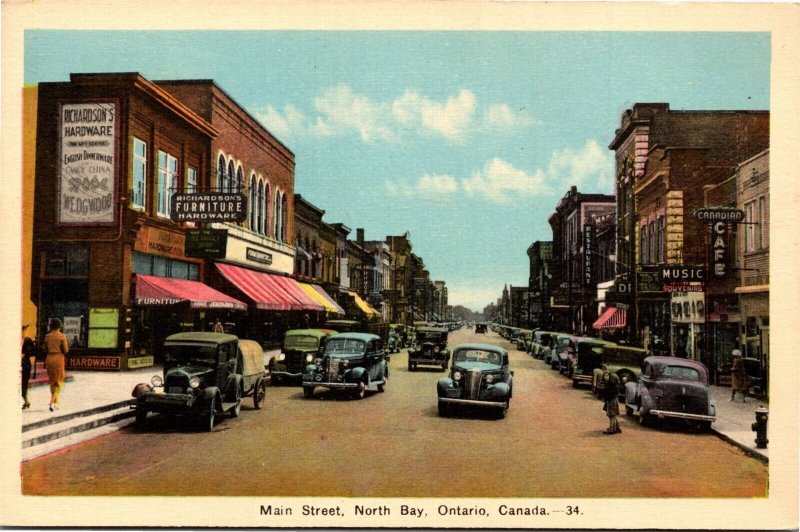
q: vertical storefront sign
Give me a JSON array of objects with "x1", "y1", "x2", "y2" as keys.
[
  {"x1": 711, "y1": 221, "x2": 729, "y2": 277},
  {"x1": 583, "y1": 224, "x2": 594, "y2": 287},
  {"x1": 58, "y1": 101, "x2": 117, "y2": 225}
]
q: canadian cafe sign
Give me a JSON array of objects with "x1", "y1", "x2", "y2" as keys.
[{"x1": 58, "y1": 101, "x2": 118, "y2": 225}]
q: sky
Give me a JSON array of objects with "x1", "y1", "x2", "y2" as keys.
[{"x1": 24, "y1": 31, "x2": 770, "y2": 311}]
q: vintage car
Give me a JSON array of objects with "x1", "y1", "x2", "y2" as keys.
[
  {"x1": 566, "y1": 338, "x2": 615, "y2": 380},
  {"x1": 548, "y1": 333, "x2": 574, "y2": 370},
  {"x1": 268, "y1": 328, "x2": 335, "y2": 384},
  {"x1": 507, "y1": 328, "x2": 522, "y2": 345},
  {"x1": 132, "y1": 332, "x2": 260, "y2": 431},
  {"x1": 388, "y1": 323, "x2": 406, "y2": 353},
  {"x1": 302, "y1": 332, "x2": 388, "y2": 399},
  {"x1": 624, "y1": 356, "x2": 716, "y2": 430},
  {"x1": 592, "y1": 345, "x2": 649, "y2": 397},
  {"x1": 324, "y1": 319, "x2": 363, "y2": 333},
  {"x1": 570, "y1": 338, "x2": 615, "y2": 387},
  {"x1": 530, "y1": 331, "x2": 556, "y2": 359},
  {"x1": 408, "y1": 326, "x2": 450, "y2": 371},
  {"x1": 436, "y1": 343, "x2": 513, "y2": 419},
  {"x1": 475, "y1": 322, "x2": 488, "y2": 334},
  {"x1": 516, "y1": 329, "x2": 533, "y2": 351}
]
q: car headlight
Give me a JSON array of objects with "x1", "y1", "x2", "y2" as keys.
[
  {"x1": 306, "y1": 354, "x2": 314, "y2": 363},
  {"x1": 434, "y1": 346, "x2": 440, "y2": 353},
  {"x1": 189, "y1": 377, "x2": 200, "y2": 389},
  {"x1": 314, "y1": 358, "x2": 322, "y2": 366},
  {"x1": 621, "y1": 375, "x2": 629, "y2": 383},
  {"x1": 342, "y1": 359, "x2": 350, "y2": 367},
  {"x1": 453, "y1": 371, "x2": 462, "y2": 381},
  {"x1": 278, "y1": 353, "x2": 286, "y2": 361},
  {"x1": 151, "y1": 375, "x2": 163, "y2": 387},
  {"x1": 485, "y1": 374, "x2": 495, "y2": 384}
]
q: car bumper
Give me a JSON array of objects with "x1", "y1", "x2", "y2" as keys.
[
  {"x1": 409, "y1": 357, "x2": 446, "y2": 365},
  {"x1": 438, "y1": 397, "x2": 507, "y2": 408},
  {"x1": 649, "y1": 409, "x2": 716, "y2": 422},
  {"x1": 272, "y1": 370, "x2": 303, "y2": 378},
  {"x1": 138, "y1": 392, "x2": 203, "y2": 412},
  {"x1": 303, "y1": 381, "x2": 358, "y2": 390},
  {"x1": 573, "y1": 374, "x2": 592, "y2": 382}
]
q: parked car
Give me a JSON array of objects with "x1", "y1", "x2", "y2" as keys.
[
  {"x1": 530, "y1": 331, "x2": 556, "y2": 359},
  {"x1": 516, "y1": 329, "x2": 533, "y2": 351},
  {"x1": 268, "y1": 328, "x2": 335, "y2": 384},
  {"x1": 591, "y1": 345, "x2": 649, "y2": 397},
  {"x1": 566, "y1": 338, "x2": 615, "y2": 379},
  {"x1": 131, "y1": 332, "x2": 251, "y2": 431},
  {"x1": 570, "y1": 338, "x2": 615, "y2": 387},
  {"x1": 436, "y1": 343, "x2": 513, "y2": 419},
  {"x1": 408, "y1": 326, "x2": 450, "y2": 371},
  {"x1": 624, "y1": 356, "x2": 716, "y2": 430},
  {"x1": 507, "y1": 328, "x2": 522, "y2": 345},
  {"x1": 388, "y1": 323, "x2": 406, "y2": 352},
  {"x1": 548, "y1": 333, "x2": 574, "y2": 371},
  {"x1": 302, "y1": 332, "x2": 388, "y2": 399},
  {"x1": 475, "y1": 322, "x2": 488, "y2": 334}
]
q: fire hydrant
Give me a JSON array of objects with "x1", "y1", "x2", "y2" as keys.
[{"x1": 751, "y1": 406, "x2": 769, "y2": 449}]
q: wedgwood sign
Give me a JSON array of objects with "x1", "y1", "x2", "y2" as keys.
[
  {"x1": 170, "y1": 193, "x2": 247, "y2": 222},
  {"x1": 58, "y1": 101, "x2": 118, "y2": 225}
]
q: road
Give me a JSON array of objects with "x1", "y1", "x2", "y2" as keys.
[{"x1": 21, "y1": 328, "x2": 767, "y2": 497}]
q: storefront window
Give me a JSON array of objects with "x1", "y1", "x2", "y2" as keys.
[
  {"x1": 153, "y1": 255, "x2": 168, "y2": 277},
  {"x1": 132, "y1": 252, "x2": 199, "y2": 280},
  {"x1": 157, "y1": 150, "x2": 178, "y2": 218},
  {"x1": 44, "y1": 244, "x2": 89, "y2": 278},
  {"x1": 171, "y1": 260, "x2": 188, "y2": 279}
]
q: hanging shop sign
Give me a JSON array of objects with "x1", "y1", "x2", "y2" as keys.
[
  {"x1": 583, "y1": 224, "x2": 594, "y2": 287},
  {"x1": 170, "y1": 192, "x2": 247, "y2": 222},
  {"x1": 710, "y1": 221, "x2": 731, "y2": 277},
  {"x1": 185, "y1": 229, "x2": 228, "y2": 259},
  {"x1": 694, "y1": 207, "x2": 745, "y2": 223},
  {"x1": 58, "y1": 100, "x2": 118, "y2": 225},
  {"x1": 660, "y1": 266, "x2": 705, "y2": 292}
]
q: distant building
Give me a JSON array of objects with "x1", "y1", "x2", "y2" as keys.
[{"x1": 527, "y1": 240, "x2": 552, "y2": 329}]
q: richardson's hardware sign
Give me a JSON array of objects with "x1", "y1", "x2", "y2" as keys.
[
  {"x1": 58, "y1": 101, "x2": 118, "y2": 225},
  {"x1": 67, "y1": 355, "x2": 121, "y2": 370},
  {"x1": 170, "y1": 193, "x2": 247, "y2": 222}
]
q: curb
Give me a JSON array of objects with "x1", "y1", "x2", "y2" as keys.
[
  {"x1": 22, "y1": 400, "x2": 136, "y2": 450},
  {"x1": 711, "y1": 428, "x2": 769, "y2": 464}
]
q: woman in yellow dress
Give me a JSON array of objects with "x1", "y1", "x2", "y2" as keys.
[{"x1": 43, "y1": 318, "x2": 69, "y2": 411}]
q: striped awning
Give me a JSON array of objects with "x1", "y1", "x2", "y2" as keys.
[
  {"x1": 299, "y1": 283, "x2": 345, "y2": 315},
  {"x1": 134, "y1": 274, "x2": 247, "y2": 311},
  {"x1": 215, "y1": 263, "x2": 321, "y2": 311},
  {"x1": 346, "y1": 291, "x2": 381, "y2": 317},
  {"x1": 593, "y1": 307, "x2": 627, "y2": 330}
]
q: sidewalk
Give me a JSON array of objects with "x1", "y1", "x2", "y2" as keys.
[
  {"x1": 708, "y1": 384, "x2": 769, "y2": 463},
  {"x1": 20, "y1": 362, "x2": 769, "y2": 463}
]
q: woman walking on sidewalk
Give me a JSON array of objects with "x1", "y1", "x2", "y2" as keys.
[
  {"x1": 730, "y1": 349, "x2": 749, "y2": 402},
  {"x1": 43, "y1": 318, "x2": 69, "y2": 411},
  {"x1": 601, "y1": 371, "x2": 621, "y2": 434}
]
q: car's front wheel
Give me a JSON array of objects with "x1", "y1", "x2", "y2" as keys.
[
  {"x1": 353, "y1": 379, "x2": 367, "y2": 400},
  {"x1": 497, "y1": 400, "x2": 509, "y2": 419},
  {"x1": 135, "y1": 407, "x2": 148, "y2": 426},
  {"x1": 230, "y1": 383, "x2": 243, "y2": 418},
  {"x1": 302, "y1": 386, "x2": 314, "y2": 398},
  {"x1": 437, "y1": 401, "x2": 450, "y2": 417},
  {"x1": 204, "y1": 395, "x2": 217, "y2": 432}
]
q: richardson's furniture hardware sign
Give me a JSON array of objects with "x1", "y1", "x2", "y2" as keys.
[{"x1": 58, "y1": 100, "x2": 118, "y2": 225}]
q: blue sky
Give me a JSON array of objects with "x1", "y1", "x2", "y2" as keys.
[{"x1": 24, "y1": 31, "x2": 770, "y2": 311}]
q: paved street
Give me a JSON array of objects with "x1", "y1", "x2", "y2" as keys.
[{"x1": 21, "y1": 328, "x2": 767, "y2": 497}]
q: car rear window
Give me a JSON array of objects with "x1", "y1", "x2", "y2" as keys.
[{"x1": 662, "y1": 365, "x2": 701, "y2": 381}]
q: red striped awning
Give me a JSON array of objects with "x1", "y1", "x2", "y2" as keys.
[
  {"x1": 134, "y1": 274, "x2": 247, "y2": 311},
  {"x1": 592, "y1": 307, "x2": 627, "y2": 330},
  {"x1": 270, "y1": 275, "x2": 325, "y2": 312},
  {"x1": 215, "y1": 263, "x2": 299, "y2": 311}
]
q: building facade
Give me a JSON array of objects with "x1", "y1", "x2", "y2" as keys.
[{"x1": 527, "y1": 240, "x2": 553, "y2": 329}]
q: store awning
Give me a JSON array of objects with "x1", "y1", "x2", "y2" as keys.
[
  {"x1": 346, "y1": 291, "x2": 381, "y2": 317},
  {"x1": 215, "y1": 263, "x2": 302, "y2": 311},
  {"x1": 134, "y1": 274, "x2": 247, "y2": 311},
  {"x1": 269, "y1": 275, "x2": 325, "y2": 311},
  {"x1": 592, "y1": 307, "x2": 627, "y2": 330},
  {"x1": 299, "y1": 283, "x2": 345, "y2": 315}
]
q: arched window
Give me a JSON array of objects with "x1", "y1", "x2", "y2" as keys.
[
  {"x1": 304, "y1": 236, "x2": 311, "y2": 276},
  {"x1": 236, "y1": 166, "x2": 243, "y2": 193},
  {"x1": 648, "y1": 220, "x2": 656, "y2": 264},
  {"x1": 263, "y1": 183, "x2": 270, "y2": 236},
  {"x1": 257, "y1": 180, "x2": 264, "y2": 235},
  {"x1": 281, "y1": 193, "x2": 288, "y2": 242},
  {"x1": 640, "y1": 225, "x2": 647, "y2": 265},
  {"x1": 274, "y1": 191, "x2": 282, "y2": 240},
  {"x1": 249, "y1": 175, "x2": 256, "y2": 230},
  {"x1": 227, "y1": 160, "x2": 235, "y2": 194},
  {"x1": 217, "y1": 155, "x2": 226, "y2": 192}
]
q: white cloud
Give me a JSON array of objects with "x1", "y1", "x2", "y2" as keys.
[
  {"x1": 256, "y1": 85, "x2": 530, "y2": 144},
  {"x1": 385, "y1": 139, "x2": 613, "y2": 203}
]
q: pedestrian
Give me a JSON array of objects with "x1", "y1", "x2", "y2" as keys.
[
  {"x1": 42, "y1": 318, "x2": 69, "y2": 411},
  {"x1": 213, "y1": 318, "x2": 224, "y2": 333},
  {"x1": 21, "y1": 324, "x2": 36, "y2": 409},
  {"x1": 730, "y1": 349, "x2": 749, "y2": 402},
  {"x1": 601, "y1": 371, "x2": 621, "y2": 434}
]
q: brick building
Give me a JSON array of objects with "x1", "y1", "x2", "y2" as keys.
[{"x1": 527, "y1": 240, "x2": 553, "y2": 330}]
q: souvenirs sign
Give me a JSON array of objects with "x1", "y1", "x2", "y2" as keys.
[{"x1": 58, "y1": 101, "x2": 118, "y2": 225}]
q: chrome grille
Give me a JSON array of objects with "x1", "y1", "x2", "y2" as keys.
[
  {"x1": 165, "y1": 374, "x2": 189, "y2": 389},
  {"x1": 464, "y1": 369, "x2": 482, "y2": 399},
  {"x1": 326, "y1": 358, "x2": 341, "y2": 382}
]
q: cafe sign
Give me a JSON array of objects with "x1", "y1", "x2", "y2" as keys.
[
  {"x1": 170, "y1": 193, "x2": 247, "y2": 222},
  {"x1": 58, "y1": 101, "x2": 118, "y2": 225}
]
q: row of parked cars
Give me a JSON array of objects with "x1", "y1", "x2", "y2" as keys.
[{"x1": 521, "y1": 329, "x2": 718, "y2": 431}]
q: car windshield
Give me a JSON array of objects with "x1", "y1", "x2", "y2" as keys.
[
  {"x1": 284, "y1": 335, "x2": 320, "y2": 349},
  {"x1": 662, "y1": 365, "x2": 701, "y2": 381},
  {"x1": 557, "y1": 337, "x2": 571, "y2": 350},
  {"x1": 454, "y1": 349, "x2": 501, "y2": 366},
  {"x1": 325, "y1": 338, "x2": 366, "y2": 355},
  {"x1": 165, "y1": 345, "x2": 217, "y2": 366},
  {"x1": 419, "y1": 332, "x2": 442, "y2": 342}
]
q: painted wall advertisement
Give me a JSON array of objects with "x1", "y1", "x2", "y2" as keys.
[{"x1": 58, "y1": 101, "x2": 117, "y2": 225}]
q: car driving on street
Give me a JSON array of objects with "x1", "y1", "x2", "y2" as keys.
[{"x1": 436, "y1": 343, "x2": 513, "y2": 419}]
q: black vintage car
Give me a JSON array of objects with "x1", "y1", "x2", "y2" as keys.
[
  {"x1": 407, "y1": 326, "x2": 450, "y2": 371},
  {"x1": 475, "y1": 323, "x2": 488, "y2": 334},
  {"x1": 131, "y1": 332, "x2": 248, "y2": 431},
  {"x1": 268, "y1": 328, "x2": 336, "y2": 384},
  {"x1": 436, "y1": 343, "x2": 513, "y2": 419},
  {"x1": 624, "y1": 356, "x2": 716, "y2": 430},
  {"x1": 302, "y1": 332, "x2": 388, "y2": 399}
]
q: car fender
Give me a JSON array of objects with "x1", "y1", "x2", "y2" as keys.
[
  {"x1": 637, "y1": 387, "x2": 654, "y2": 414},
  {"x1": 201, "y1": 387, "x2": 221, "y2": 411},
  {"x1": 623, "y1": 380, "x2": 638, "y2": 405},
  {"x1": 487, "y1": 382, "x2": 510, "y2": 401},
  {"x1": 437, "y1": 378, "x2": 455, "y2": 396},
  {"x1": 346, "y1": 366, "x2": 367, "y2": 383},
  {"x1": 131, "y1": 383, "x2": 153, "y2": 398}
]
